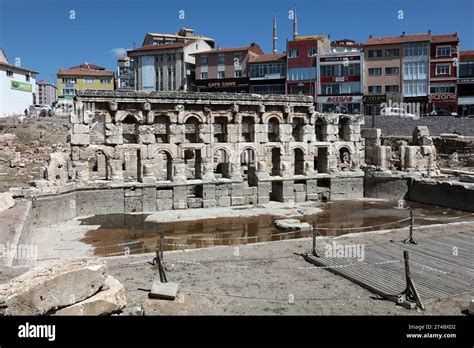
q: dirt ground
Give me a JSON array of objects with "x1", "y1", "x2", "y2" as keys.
[{"x1": 105, "y1": 220, "x2": 474, "y2": 316}]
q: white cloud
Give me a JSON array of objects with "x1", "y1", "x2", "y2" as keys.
[{"x1": 109, "y1": 48, "x2": 130, "y2": 57}]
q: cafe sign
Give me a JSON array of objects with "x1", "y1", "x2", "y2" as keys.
[{"x1": 11, "y1": 80, "x2": 32, "y2": 92}]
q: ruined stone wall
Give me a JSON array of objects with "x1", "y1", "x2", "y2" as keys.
[
  {"x1": 363, "y1": 115, "x2": 474, "y2": 136},
  {"x1": 37, "y1": 90, "x2": 365, "y2": 211}
]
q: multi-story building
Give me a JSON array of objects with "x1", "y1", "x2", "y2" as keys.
[
  {"x1": 317, "y1": 40, "x2": 363, "y2": 113},
  {"x1": 458, "y1": 50, "x2": 474, "y2": 116},
  {"x1": 193, "y1": 43, "x2": 264, "y2": 93},
  {"x1": 36, "y1": 80, "x2": 57, "y2": 105},
  {"x1": 57, "y1": 63, "x2": 114, "y2": 99},
  {"x1": 429, "y1": 33, "x2": 459, "y2": 114},
  {"x1": 248, "y1": 53, "x2": 286, "y2": 94},
  {"x1": 127, "y1": 29, "x2": 214, "y2": 92},
  {"x1": 363, "y1": 35, "x2": 403, "y2": 115},
  {"x1": 116, "y1": 56, "x2": 135, "y2": 90},
  {"x1": 286, "y1": 35, "x2": 330, "y2": 97},
  {"x1": 0, "y1": 49, "x2": 37, "y2": 117},
  {"x1": 402, "y1": 34, "x2": 430, "y2": 114},
  {"x1": 141, "y1": 27, "x2": 215, "y2": 47}
]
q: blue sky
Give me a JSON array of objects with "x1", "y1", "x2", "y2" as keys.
[{"x1": 1, "y1": 0, "x2": 473, "y2": 84}]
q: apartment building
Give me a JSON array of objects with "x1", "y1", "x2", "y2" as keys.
[
  {"x1": 0, "y1": 49, "x2": 37, "y2": 117},
  {"x1": 429, "y1": 33, "x2": 459, "y2": 114},
  {"x1": 317, "y1": 40, "x2": 364, "y2": 113},
  {"x1": 193, "y1": 43, "x2": 264, "y2": 93},
  {"x1": 248, "y1": 53, "x2": 286, "y2": 94},
  {"x1": 458, "y1": 50, "x2": 474, "y2": 116},
  {"x1": 37, "y1": 80, "x2": 57, "y2": 105},
  {"x1": 286, "y1": 35, "x2": 330, "y2": 98},
  {"x1": 57, "y1": 63, "x2": 114, "y2": 99},
  {"x1": 363, "y1": 35, "x2": 403, "y2": 114}
]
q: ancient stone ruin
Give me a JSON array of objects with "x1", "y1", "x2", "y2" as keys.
[{"x1": 37, "y1": 90, "x2": 366, "y2": 211}]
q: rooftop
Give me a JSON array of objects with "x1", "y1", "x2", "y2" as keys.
[
  {"x1": 249, "y1": 53, "x2": 286, "y2": 63},
  {"x1": 57, "y1": 63, "x2": 113, "y2": 77},
  {"x1": 364, "y1": 32, "x2": 459, "y2": 45},
  {"x1": 128, "y1": 41, "x2": 195, "y2": 53}
]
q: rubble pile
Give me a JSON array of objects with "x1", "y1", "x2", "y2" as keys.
[{"x1": 0, "y1": 259, "x2": 126, "y2": 316}]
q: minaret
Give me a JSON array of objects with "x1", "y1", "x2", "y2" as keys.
[
  {"x1": 293, "y1": 8, "x2": 298, "y2": 40},
  {"x1": 272, "y1": 15, "x2": 278, "y2": 54}
]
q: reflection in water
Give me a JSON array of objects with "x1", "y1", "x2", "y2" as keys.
[{"x1": 79, "y1": 200, "x2": 473, "y2": 256}]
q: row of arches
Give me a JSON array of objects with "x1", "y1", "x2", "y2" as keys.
[
  {"x1": 87, "y1": 145, "x2": 353, "y2": 182},
  {"x1": 91, "y1": 113, "x2": 354, "y2": 145}
]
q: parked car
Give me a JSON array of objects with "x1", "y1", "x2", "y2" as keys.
[
  {"x1": 429, "y1": 110, "x2": 458, "y2": 117},
  {"x1": 381, "y1": 107, "x2": 420, "y2": 120}
]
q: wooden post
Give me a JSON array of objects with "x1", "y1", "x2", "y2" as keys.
[
  {"x1": 160, "y1": 230, "x2": 164, "y2": 260},
  {"x1": 404, "y1": 250, "x2": 410, "y2": 287},
  {"x1": 404, "y1": 209, "x2": 417, "y2": 245}
]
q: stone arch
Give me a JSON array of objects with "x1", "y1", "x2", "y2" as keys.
[
  {"x1": 122, "y1": 114, "x2": 139, "y2": 143},
  {"x1": 154, "y1": 149, "x2": 173, "y2": 181},
  {"x1": 338, "y1": 146, "x2": 352, "y2": 171},
  {"x1": 184, "y1": 115, "x2": 201, "y2": 143},
  {"x1": 262, "y1": 112, "x2": 284, "y2": 124},
  {"x1": 182, "y1": 112, "x2": 206, "y2": 124},
  {"x1": 294, "y1": 147, "x2": 305, "y2": 175},
  {"x1": 240, "y1": 146, "x2": 257, "y2": 180},
  {"x1": 213, "y1": 147, "x2": 231, "y2": 178},
  {"x1": 267, "y1": 116, "x2": 280, "y2": 142},
  {"x1": 116, "y1": 110, "x2": 144, "y2": 124}
]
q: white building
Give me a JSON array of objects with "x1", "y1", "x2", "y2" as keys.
[{"x1": 0, "y1": 49, "x2": 37, "y2": 117}]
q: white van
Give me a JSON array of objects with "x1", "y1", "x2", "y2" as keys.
[{"x1": 381, "y1": 107, "x2": 420, "y2": 120}]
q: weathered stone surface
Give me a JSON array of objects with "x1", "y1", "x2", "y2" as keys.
[
  {"x1": 274, "y1": 219, "x2": 312, "y2": 232},
  {"x1": 70, "y1": 133, "x2": 90, "y2": 146},
  {"x1": 148, "y1": 280, "x2": 179, "y2": 300},
  {"x1": 54, "y1": 276, "x2": 126, "y2": 316},
  {"x1": 0, "y1": 192, "x2": 15, "y2": 211},
  {"x1": 0, "y1": 259, "x2": 107, "y2": 315}
]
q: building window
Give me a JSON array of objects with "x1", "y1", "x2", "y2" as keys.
[
  {"x1": 288, "y1": 67, "x2": 317, "y2": 81},
  {"x1": 218, "y1": 55, "x2": 225, "y2": 64},
  {"x1": 85, "y1": 77, "x2": 95, "y2": 83},
  {"x1": 404, "y1": 62, "x2": 427, "y2": 80},
  {"x1": 62, "y1": 88, "x2": 75, "y2": 96},
  {"x1": 436, "y1": 45, "x2": 452, "y2": 57},
  {"x1": 25, "y1": 74, "x2": 30, "y2": 81},
  {"x1": 404, "y1": 43, "x2": 428, "y2": 57},
  {"x1": 385, "y1": 85, "x2": 399, "y2": 93},
  {"x1": 200, "y1": 56, "x2": 208, "y2": 65},
  {"x1": 385, "y1": 67, "x2": 399, "y2": 75},
  {"x1": 368, "y1": 85, "x2": 382, "y2": 93},
  {"x1": 308, "y1": 48, "x2": 317, "y2": 57},
  {"x1": 436, "y1": 64, "x2": 450, "y2": 75},
  {"x1": 235, "y1": 70, "x2": 242, "y2": 78},
  {"x1": 368, "y1": 68, "x2": 382, "y2": 76},
  {"x1": 201, "y1": 72, "x2": 208, "y2": 79},
  {"x1": 62, "y1": 77, "x2": 76, "y2": 83},
  {"x1": 459, "y1": 61, "x2": 474, "y2": 77},
  {"x1": 288, "y1": 49, "x2": 299, "y2": 58},
  {"x1": 385, "y1": 48, "x2": 400, "y2": 57},
  {"x1": 100, "y1": 78, "x2": 111, "y2": 84},
  {"x1": 6, "y1": 70, "x2": 13, "y2": 77},
  {"x1": 218, "y1": 71, "x2": 225, "y2": 79},
  {"x1": 368, "y1": 50, "x2": 382, "y2": 58},
  {"x1": 430, "y1": 84, "x2": 455, "y2": 94}
]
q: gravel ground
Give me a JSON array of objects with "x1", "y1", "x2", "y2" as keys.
[{"x1": 105, "y1": 220, "x2": 474, "y2": 316}]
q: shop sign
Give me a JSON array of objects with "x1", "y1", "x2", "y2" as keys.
[
  {"x1": 11, "y1": 80, "x2": 32, "y2": 92},
  {"x1": 458, "y1": 78, "x2": 474, "y2": 84},
  {"x1": 318, "y1": 95, "x2": 362, "y2": 103},
  {"x1": 428, "y1": 93, "x2": 457, "y2": 103},
  {"x1": 363, "y1": 95, "x2": 386, "y2": 104},
  {"x1": 319, "y1": 56, "x2": 360, "y2": 62}
]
